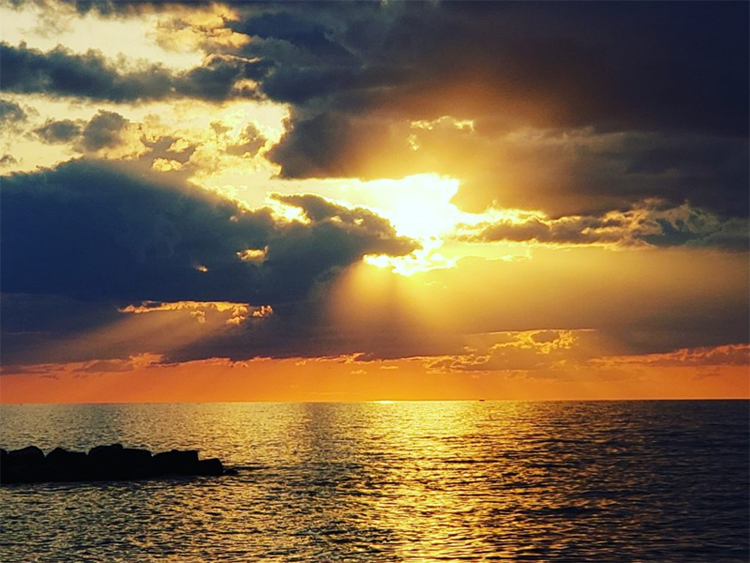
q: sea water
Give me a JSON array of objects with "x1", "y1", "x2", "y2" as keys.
[{"x1": 0, "y1": 400, "x2": 747, "y2": 562}]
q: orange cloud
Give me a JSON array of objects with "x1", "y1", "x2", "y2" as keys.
[{"x1": 118, "y1": 300, "x2": 272, "y2": 325}]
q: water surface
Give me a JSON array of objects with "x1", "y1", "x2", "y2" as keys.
[{"x1": 1, "y1": 401, "x2": 747, "y2": 561}]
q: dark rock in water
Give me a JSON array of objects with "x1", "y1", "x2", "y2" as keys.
[
  {"x1": 88, "y1": 443, "x2": 126, "y2": 479},
  {"x1": 197, "y1": 458, "x2": 224, "y2": 476},
  {"x1": 46, "y1": 447, "x2": 89, "y2": 481},
  {"x1": 153, "y1": 449, "x2": 200, "y2": 475},
  {"x1": 88, "y1": 443, "x2": 124, "y2": 460},
  {"x1": 0, "y1": 444, "x2": 232, "y2": 484},
  {"x1": 47, "y1": 447, "x2": 86, "y2": 464},
  {"x1": 4, "y1": 446, "x2": 47, "y2": 483},
  {"x1": 9, "y1": 446, "x2": 45, "y2": 463},
  {"x1": 121, "y1": 448, "x2": 153, "y2": 478}
]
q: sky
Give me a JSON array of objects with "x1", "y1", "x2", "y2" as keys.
[{"x1": 0, "y1": 0, "x2": 748, "y2": 403}]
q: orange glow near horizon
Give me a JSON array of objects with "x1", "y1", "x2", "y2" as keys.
[{"x1": 1, "y1": 352, "x2": 747, "y2": 404}]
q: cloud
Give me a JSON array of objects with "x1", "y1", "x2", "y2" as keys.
[
  {"x1": 79, "y1": 110, "x2": 128, "y2": 150},
  {"x1": 34, "y1": 118, "x2": 82, "y2": 143},
  {"x1": 2, "y1": 0, "x2": 210, "y2": 18},
  {"x1": 118, "y1": 300, "x2": 271, "y2": 325},
  {"x1": 457, "y1": 202, "x2": 749, "y2": 251},
  {"x1": 423, "y1": 330, "x2": 599, "y2": 373},
  {"x1": 1, "y1": 1, "x2": 747, "y2": 375},
  {"x1": 270, "y1": 115, "x2": 749, "y2": 219},
  {"x1": 266, "y1": 112, "x2": 404, "y2": 179},
  {"x1": 244, "y1": 3, "x2": 748, "y2": 219},
  {"x1": 0, "y1": 154, "x2": 19, "y2": 166},
  {"x1": 595, "y1": 344, "x2": 750, "y2": 369},
  {"x1": 244, "y1": 2, "x2": 747, "y2": 133},
  {"x1": 3, "y1": 3, "x2": 746, "y2": 221},
  {"x1": 72, "y1": 353, "x2": 162, "y2": 373},
  {"x1": 0, "y1": 98, "x2": 30, "y2": 145},
  {"x1": 150, "y1": 3, "x2": 250, "y2": 54},
  {"x1": 224, "y1": 123, "x2": 266, "y2": 157},
  {"x1": 422, "y1": 337, "x2": 750, "y2": 384},
  {"x1": 0, "y1": 98, "x2": 27, "y2": 125},
  {"x1": 33, "y1": 110, "x2": 147, "y2": 157},
  {"x1": 0, "y1": 159, "x2": 418, "y2": 305},
  {"x1": 0, "y1": 42, "x2": 269, "y2": 102}
]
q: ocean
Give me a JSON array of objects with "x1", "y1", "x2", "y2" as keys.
[{"x1": 0, "y1": 400, "x2": 747, "y2": 562}]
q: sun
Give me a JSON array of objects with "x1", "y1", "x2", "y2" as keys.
[{"x1": 354, "y1": 174, "x2": 463, "y2": 240}]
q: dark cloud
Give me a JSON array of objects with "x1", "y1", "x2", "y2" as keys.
[
  {"x1": 0, "y1": 154, "x2": 18, "y2": 166},
  {"x1": 237, "y1": 2, "x2": 748, "y2": 218},
  {"x1": 0, "y1": 42, "x2": 269, "y2": 102},
  {"x1": 0, "y1": 98, "x2": 29, "y2": 148},
  {"x1": 460, "y1": 203, "x2": 749, "y2": 251},
  {"x1": 0, "y1": 292, "x2": 124, "y2": 365},
  {"x1": 603, "y1": 309, "x2": 750, "y2": 359},
  {"x1": 0, "y1": 159, "x2": 417, "y2": 305},
  {"x1": 79, "y1": 110, "x2": 128, "y2": 151},
  {"x1": 34, "y1": 118, "x2": 82, "y2": 143},
  {"x1": 444, "y1": 129, "x2": 749, "y2": 219},
  {"x1": 67, "y1": 0, "x2": 211, "y2": 16},
  {"x1": 236, "y1": 10, "x2": 356, "y2": 63},
  {"x1": 267, "y1": 112, "x2": 404, "y2": 179},
  {"x1": 159, "y1": 296, "x2": 461, "y2": 366},
  {"x1": 0, "y1": 98, "x2": 27, "y2": 124},
  {"x1": 33, "y1": 111, "x2": 136, "y2": 153},
  {"x1": 232, "y1": 2, "x2": 748, "y2": 130},
  {"x1": 0, "y1": 158, "x2": 418, "y2": 366},
  {"x1": 11, "y1": 2, "x2": 743, "y2": 131}
]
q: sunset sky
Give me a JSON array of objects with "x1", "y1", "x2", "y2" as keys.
[{"x1": 1, "y1": 0, "x2": 748, "y2": 402}]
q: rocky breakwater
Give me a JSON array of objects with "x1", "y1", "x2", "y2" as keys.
[{"x1": 0, "y1": 444, "x2": 235, "y2": 484}]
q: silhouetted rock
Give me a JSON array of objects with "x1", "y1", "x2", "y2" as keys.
[
  {"x1": 46, "y1": 447, "x2": 89, "y2": 481},
  {"x1": 121, "y1": 448, "x2": 153, "y2": 479},
  {"x1": 0, "y1": 444, "x2": 232, "y2": 484},
  {"x1": 88, "y1": 443, "x2": 128, "y2": 479},
  {"x1": 197, "y1": 458, "x2": 224, "y2": 476},
  {"x1": 4, "y1": 446, "x2": 47, "y2": 483},
  {"x1": 9, "y1": 446, "x2": 44, "y2": 463},
  {"x1": 88, "y1": 443, "x2": 124, "y2": 460},
  {"x1": 47, "y1": 447, "x2": 85, "y2": 464},
  {"x1": 153, "y1": 449, "x2": 200, "y2": 475}
]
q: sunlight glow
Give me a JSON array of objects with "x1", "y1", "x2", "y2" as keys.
[{"x1": 347, "y1": 174, "x2": 462, "y2": 240}]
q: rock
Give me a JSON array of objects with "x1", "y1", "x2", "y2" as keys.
[
  {"x1": 47, "y1": 447, "x2": 85, "y2": 464},
  {"x1": 0, "y1": 445, "x2": 230, "y2": 484},
  {"x1": 88, "y1": 443, "x2": 126, "y2": 479},
  {"x1": 8, "y1": 446, "x2": 45, "y2": 463},
  {"x1": 88, "y1": 443, "x2": 124, "y2": 460},
  {"x1": 153, "y1": 449, "x2": 200, "y2": 476},
  {"x1": 121, "y1": 448, "x2": 153, "y2": 479},
  {"x1": 197, "y1": 458, "x2": 224, "y2": 476},
  {"x1": 4, "y1": 446, "x2": 47, "y2": 483},
  {"x1": 46, "y1": 447, "x2": 89, "y2": 481}
]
